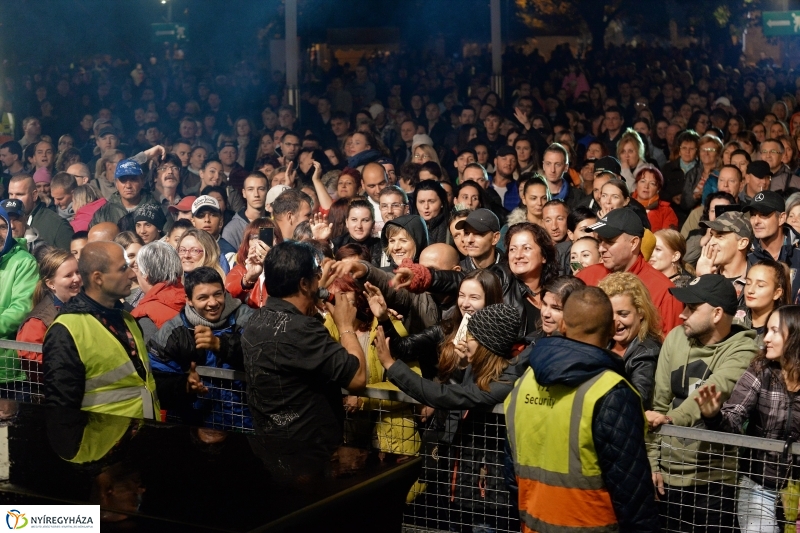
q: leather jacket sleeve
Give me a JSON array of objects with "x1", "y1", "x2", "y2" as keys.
[
  {"x1": 593, "y1": 383, "x2": 660, "y2": 532},
  {"x1": 388, "y1": 325, "x2": 444, "y2": 380},
  {"x1": 624, "y1": 339, "x2": 659, "y2": 411}
]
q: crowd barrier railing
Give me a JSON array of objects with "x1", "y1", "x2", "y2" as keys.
[{"x1": 4, "y1": 340, "x2": 800, "y2": 532}]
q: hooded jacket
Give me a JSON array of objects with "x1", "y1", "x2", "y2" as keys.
[
  {"x1": 0, "y1": 206, "x2": 38, "y2": 384},
  {"x1": 28, "y1": 201, "x2": 74, "y2": 250},
  {"x1": 415, "y1": 184, "x2": 451, "y2": 244},
  {"x1": 380, "y1": 214, "x2": 429, "y2": 269},
  {"x1": 505, "y1": 336, "x2": 659, "y2": 531},
  {"x1": 648, "y1": 324, "x2": 757, "y2": 486},
  {"x1": 748, "y1": 224, "x2": 800, "y2": 303}
]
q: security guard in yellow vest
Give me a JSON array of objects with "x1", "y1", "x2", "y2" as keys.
[
  {"x1": 43, "y1": 241, "x2": 160, "y2": 419},
  {"x1": 504, "y1": 287, "x2": 658, "y2": 532}
]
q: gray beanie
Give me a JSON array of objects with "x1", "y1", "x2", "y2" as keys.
[{"x1": 467, "y1": 303, "x2": 521, "y2": 357}]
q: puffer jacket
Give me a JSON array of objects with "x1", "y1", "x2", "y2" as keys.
[
  {"x1": 0, "y1": 207, "x2": 38, "y2": 384},
  {"x1": 705, "y1": 361, "x2": 800, "y2": 490},
  {"x1": 504, "y1": 336, "x2": 659, "y2": 531},
  {"x1": 147, "y1": 296, "x2": 253, "y2": 429},
  {"x1": 621, "y1": 335, "x2": 661, "y2": 410}
]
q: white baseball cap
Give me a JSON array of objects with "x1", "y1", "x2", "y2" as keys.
[{"x1": 191, "y1": 195, "x2": 221, "y2": 216}]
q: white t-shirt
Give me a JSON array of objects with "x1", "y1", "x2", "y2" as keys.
[{"x1": 494, "y1": 185, "x2": 508, "y2": 205}]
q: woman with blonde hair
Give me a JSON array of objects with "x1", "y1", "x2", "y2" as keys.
[
  {"x1": 177, "y1": 228, "x2": 226, "y2": 279},
  {"x1": 69, "y1": 184, "x2": 105, "y2": 232},
  {"x1": 598, "y1": 272, "x2": 662, "y2": 409},
  {"x1": 617, "y1": 128, "x2": 648, "y2": 191}
]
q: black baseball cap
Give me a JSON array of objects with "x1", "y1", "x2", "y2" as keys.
[
  {"x1": 742, "y1": 190, "x2": 785, "y2": 215},
  {"x1": 496, "y1": 145, "x2": 516, "y2": 158},
  {"x1": 594, "y1": 156, "x2": 621, "y2": 177},
  {"x1": 747, "y1": 160, "x2": 772, "y2": 179},
  {"x1": 585, "y1": 208, "x2": 644, "y2": 238},
  {"x1": 669, "y1": 274, "x2": 739, "y2": 316},
  {"x1": 0, "y1": 199, "x2": 24, "y2": 218},
  {"x1": 455, "y1": 208, "x2": 500, "y2": 233}
]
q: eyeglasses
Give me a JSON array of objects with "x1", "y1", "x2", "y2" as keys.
[
  {"x1": 760, "y1": 149, "x2": 782, "y2": 155},
  {"x1": 69, "y1": 174, "x2": 90, "y2": 180},
  {"x1": 178, "y1": 247, "x2": 204, "y2": 257},
  {"x1": 159, "y1": 165, "x2": 180, "y2": 173},
  {"x1": 700, "y1": 148, "x2": 717, "y2": 153},
  {"x1": 413, "y1": 154, "x2": 430, "y2": 161},
  {"x1": 380, "y1": 203, "x2": 407, "y2": 210}
]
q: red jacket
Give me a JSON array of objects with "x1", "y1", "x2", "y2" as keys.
[
  {"x1": 576, "y1": 254, "x2": 683, "y2": 337},
  {"x1": 71, "y1": 198, "x2": 107, "y2": 232},
  {"x1": 226, "y1": 263, "x2": 268, "y2": 309},
  {"x1": 645, "y1": 200, "x2": 679, "y2": 232},
  {"x1": 130, "y1": 282, "x2": 186, "y2": 329}
]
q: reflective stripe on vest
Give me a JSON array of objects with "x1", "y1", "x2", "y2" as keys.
[
  {"x1": 50, "y1": 313, "x2": 160, "y2": 420},
  {"x1": 504, "y1": 368, "x2": 638, "y2": 533}
]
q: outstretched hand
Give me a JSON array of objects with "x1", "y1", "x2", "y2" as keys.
[
  {"x1": 391, "y1": 267, "x2": 415, "y2": 290},
  {"x1": 694, "y1": 384, "x2": 723, "y2": 419}
]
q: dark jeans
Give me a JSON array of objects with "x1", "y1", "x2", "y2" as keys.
[{"x1": 660, "y1": 481, "x2": 737, "y2": 533}]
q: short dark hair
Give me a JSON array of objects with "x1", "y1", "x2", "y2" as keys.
[
  {"x1": 604, "y1": 106, "x2": 623, "y2": 117},
  {"x1": 169, "y1": 218, "x2": 194, "y2": 235},
  {"x1": 0, "y1": 140, "x2": 22, "y2": 159},
  {"x1": 264, "y1": 241, "x2": 323, "y2": 298},
  {"x1": 71, "y1": 231, "x2": 88, "y2": 242},
  {"x1": 567, "y1": 206, "x2": 597, "y2": 232},
  {"x1": 272, "y1": 188, "x2": 311, "y2": 218},
  {"x1": 200, "y1": 185, "x2": 228, "y2": 205},
  {"x1": 184, "y1": 266, "x2": 224, "y2": 298}
]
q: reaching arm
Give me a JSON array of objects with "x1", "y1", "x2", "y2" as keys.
[{"x1": 310, "y1": 160, "x2": 333, "y2": 211}]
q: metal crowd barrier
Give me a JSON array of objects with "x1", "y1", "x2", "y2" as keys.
[{"x1": 4, "y1": 339, "x2": 800, "y2": 532}]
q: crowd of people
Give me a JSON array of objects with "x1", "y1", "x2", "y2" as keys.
[{"x1": 2, "y1": 41, "x2": 800, "y2": 531}]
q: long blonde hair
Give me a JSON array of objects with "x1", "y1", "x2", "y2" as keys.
[
  {"x1": 598, "y1": 272, "x2": 662, "y2": 343},
  {"x1": 178, "y1": 228, "x2": 225, "y2": 279}
]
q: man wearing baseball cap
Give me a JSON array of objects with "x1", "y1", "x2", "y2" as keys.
[
  {"x1": 89, "y1": 145, "x2": 167, "y2": 231},
  {"x1": 191, "y1": 195, "x2": 236, "y2": 270},
  {"x1": 647, "y1": 274, "x2": 756, "y2": 530},
  {"x1": 167, "y1": 196, "x2": 196, "y2": 221},
  {"x1": 745, "y1": 190, "x2": 800, "y2": 300},
  {"x1": 577, "y1": 207, "x2": 683, "y2": 336},
  {"x1": 492, "y1": 145, "x2": 520, "y2": 211},
  {"x1": 695, "y1": 211, "x2": 753, "y2": 318},
  {"x1": 741, "y1": 160, "x2": 772, "y2": 206},
  {"x1": 456, "y1": 208, "x2": 503, "y2": 272}
]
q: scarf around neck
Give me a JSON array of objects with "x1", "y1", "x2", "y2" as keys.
[{"x1": 183, "y1": 292, "x2": 241, "y2": 329}]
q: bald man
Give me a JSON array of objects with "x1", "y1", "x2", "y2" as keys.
[
  {"x1": 418, "y1": 242, "x2": 460, "y2": 271},
  {"x1": 504, "y1": 286, "x2": 658, "y2": 531},
  {"x1": 43, "y1": 241, "x2": 161, "y2": 419},
  {"x1": 361, "y1": 162, "x2": 389, "y2": 236},
  {"x1": 65, "y1": 163, "x2": 92, "y2": 187},
  {"x1": 87, "y1": 222, "x2": 120, "y2": 242}
]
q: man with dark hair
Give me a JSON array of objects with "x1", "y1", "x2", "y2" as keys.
[
  {"x1": 483, "y1": 109, "x2": 506, "y2": 152},
  {"x1": 279, "y1": 131, "x2": 301, "y2": 164},
  {"x1": 492, "y1": 146, "x2": 519, "y2": 211},
  {"x1": 242, "y1": 241, "x2": 366, "y2": 452},
  {"x1": 647, "y1": 275, "x2": 756, "y2": 531},
  {"x1": 542, "y1": 143, "x2": 586, "y2": 210},
  {"x1": 599, "y1": 106, "x2": 624, "y2": 155},
  {"x1": 504, "y1": 286, "x2": 659, "y2": 532},
  {"x1": 330, "y1": 112, "x2": 351, "y2": 152},
  {"x1": 272, "y1": 189, "x2": 313, "y2": 242},
  {"x1": 222, "y1": 172, "x2": 269, "y2": 251},
  {"x1": 425, "y1": 102, "x2": 450, "y2": 148},
  {"x1": 147, "y1": 266, "x2": 253, "y2": 419},
  {"x1": 43, "y1": 241, "x2": 161, "y2": 419},
  {"x1": 8, "y1": 174, "x2": 73, "y2": 249},
  {"x1": 0, "y1": 141, "x2": 25, "y2": 185},
  {"x1": 542, "y1": 199, "x2": 573, "y2": 274}
]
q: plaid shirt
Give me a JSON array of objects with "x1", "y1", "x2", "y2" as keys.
[{"x1": 706, "y1": 361, "x2": 800, "y2": 489}]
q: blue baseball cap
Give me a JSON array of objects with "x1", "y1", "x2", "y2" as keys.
[{"x1": 114, "y1": 159, "x2": 143, "y2": 180}]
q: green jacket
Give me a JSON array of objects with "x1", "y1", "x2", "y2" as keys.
[
  {"x1": 30, "y1": 202, "x2": 74, "y2": 250},
  {"x1": 648, "y1": 325, "x2": 757, "y2": 486},
  {"x1": 0, "y1": 237, "x2": 38, "y2": 383},
  {"x1": 90, "y1": 191, "x2": 160, "y2": 230}
]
